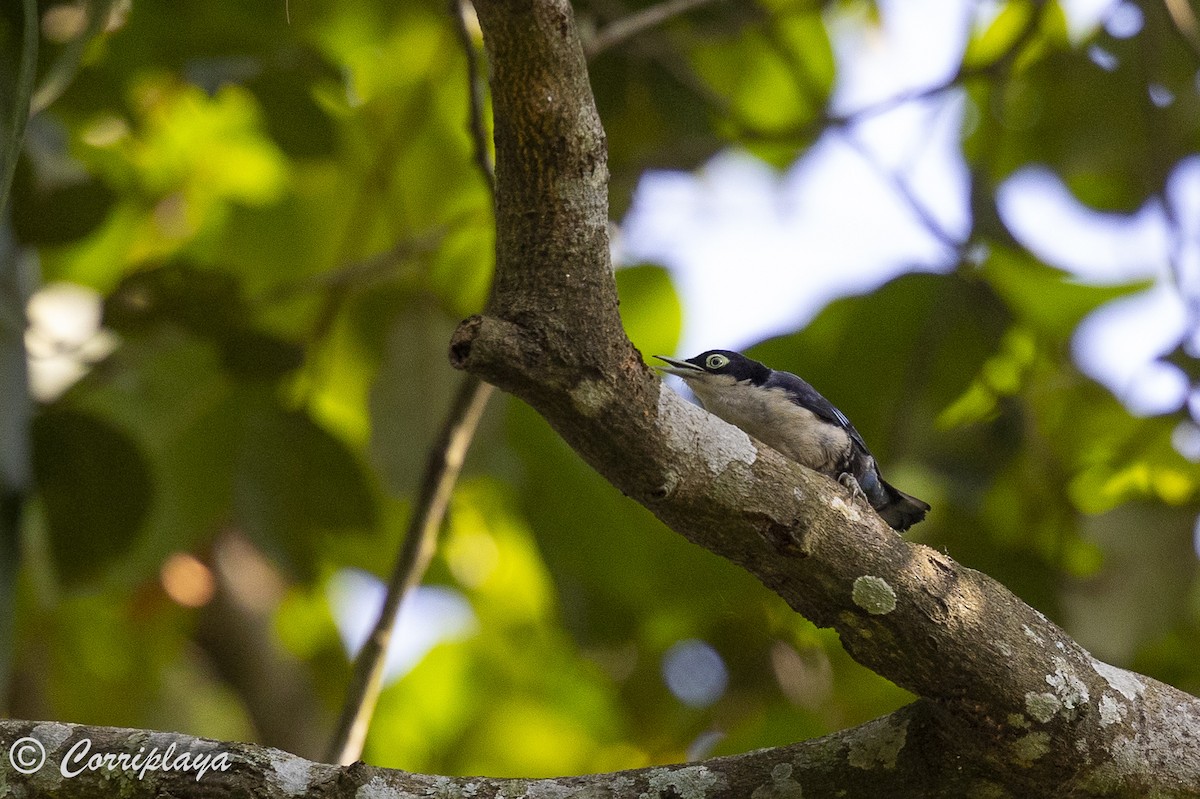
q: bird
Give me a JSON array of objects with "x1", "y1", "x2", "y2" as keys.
[{"x1": 655, "y1": 350, "x2": 929, "y2": 531}]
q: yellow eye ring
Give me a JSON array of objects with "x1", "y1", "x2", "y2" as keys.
[{"x1": 705, "y1": 354, "x2": 729, "y2": 370}]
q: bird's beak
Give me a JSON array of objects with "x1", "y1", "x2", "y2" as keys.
[{"x1": 654, "y1": 355, "x2": 702, "y2": 378}]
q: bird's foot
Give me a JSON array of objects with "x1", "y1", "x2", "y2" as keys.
[{"x1": 838, "y1": 472, "x2": 867, "y2": 504}]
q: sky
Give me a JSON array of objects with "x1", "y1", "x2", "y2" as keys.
[{"x1": 616, "y1": 0, "x2": 1199, "y2": 419}]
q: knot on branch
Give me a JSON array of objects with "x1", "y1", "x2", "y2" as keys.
[
  {"x1": 449, "y1": 313, "x2": 554, "y2": 398},
  {"x1": 449, "y1": 315, "x2": 485, "y2": 370}
]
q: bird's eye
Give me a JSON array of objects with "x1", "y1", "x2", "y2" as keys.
[{"x1": 705, "y1": 354, "x2": 729, "y2": 370}]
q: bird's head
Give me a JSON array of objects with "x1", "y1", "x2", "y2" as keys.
[{"x1": 654, "y1": 350, "x2": 770, "y2": 386}]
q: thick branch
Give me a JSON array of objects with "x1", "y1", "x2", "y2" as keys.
[
  {"x1": 0, "y1": 708, "x2": 1102, "y2": 798},
  {"x1": 450, "y1": 0, "x2": 1200, "y2": 795}
]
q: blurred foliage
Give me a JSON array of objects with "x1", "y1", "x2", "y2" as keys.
[{"x1": 0, "y1": 0, "x2": 1198, "y2": 778}]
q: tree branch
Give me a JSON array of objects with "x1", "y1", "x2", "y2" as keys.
[
  {"x1": 837, "y1": 127, "x2": 965, "y2": 256},
  {"x1": 1163, "y1": 0, "x2": 1200, "y2": 64},
  {"x1": 324, "y1": 3, "x2": 500, "y2": 765},
  {"x1": 195, "y1": 533, "x2": 328, "y2": 761},
  {"x1": 583, "y1": 0, "x2": 727, "y2": 59},
  {"x1": 326, "y1": 371, "x2": 493, "y2": 766},
  {"x1": 448, "y1": 0, "x2": 1200, "y2": 795},
  {"x1": 0, "y1": 707, "x2": 1108, "y2": 798},
  {"x1": 449, "y1": 0, "x2": 496, "y2": 191},
  {"x1": 31, "y1": 0, "x2": 121, "y2": 114}
]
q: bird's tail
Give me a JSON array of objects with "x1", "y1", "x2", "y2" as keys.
[{"x1": 876, "y1": 481, "x2": 930, "y2": 532}]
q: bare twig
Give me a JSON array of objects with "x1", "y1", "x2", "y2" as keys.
[
  {"x1": 585, "y1": 0, "x2": 737, "y2": 120},
  {"x1": 743, "y1": 0, "x2": 1049, "y2": 144},
  {"x1": 585, "y1": 0, "x2": 727, "y2": 58},
  {"x1": 450, "y1": 0, "x2": 496, "y2": 192},
  {"x1": 325, "y1": 1, "x2": 499, "y2": 765},
  {"x1": 259, "y1": 228, "x2": 445, "y2": 304},
  {"x1": 837, "y1": 128, "x2": 965, "y2": 256},
  {"x1": 1163, "y1": 0, "x2": 1200, "y2": 63},
  {"x1": 31, "y1": 0, "x2": 121, "y2": 114},
  {"x1": 326, "y1": 375, "x2": 494, "y2": 765},
  {"x1": 0, "y1": 0, "x2": 39, "y2": 715},
  {"x1": 0, "y1": 0, "x2": 38, "y2": 214}
]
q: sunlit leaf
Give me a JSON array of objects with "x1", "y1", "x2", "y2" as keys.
[
  {"x1": 964, "y1": 0, "x2": 1035, "y2": 70},
  {"x1": 690, "y1": 13, "x2": 830, "y2": 140},
  {"x1": 615, "y1": 264, "x2": 681, "y2": 363},
  {"x1": 937, "y1": 327, "x2": 1037, "y2": 428}
]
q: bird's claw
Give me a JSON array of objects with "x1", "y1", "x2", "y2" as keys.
[{"x1": 838, "y1": 472, "x2": 867, "y2": 503}]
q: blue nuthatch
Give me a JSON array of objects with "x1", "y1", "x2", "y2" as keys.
[{"x1": 656, "y1": 350, "x2": 929, "y2": 531}]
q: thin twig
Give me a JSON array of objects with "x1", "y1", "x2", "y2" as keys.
[
  {"x1": 449, "y1": 0, "x2": 496, "y2": 192},
  {"x1": 585, "y1": 0, "x2": 727, "y2": 58},
  {"x1": 1163, "y1": 0, "x2": 1200, "y2": 63},
  {"x1": 31, "y1": 0, "x2": 120, "y2": 115},
  {"x1": 326, "y1": 375, "x2": 494, "y2": 765},
  {"x1": 743, "y1": 0, "x2": 1049, "y2": 144},
  {"x1": 303, "y1": 109, "x2": 415, "y2": 351},
  {"x1": 838, "y1": 126, "x2": 965, "y2": 257},
  {"x1": 0, "y1": 0, "x2": 39, "y2": 715},
  {"x1": 0, "y1": 0, "x2": 39, "y2": 214},
  {"x1": 259, "y1": 227, "x2": 445, "y2": 304},
  {"x1": 325, "y1": 0, "x2": 499, "y2": 765},
  {"x1": 586, "y1": 0, "x2": 739, "y2": 125}
]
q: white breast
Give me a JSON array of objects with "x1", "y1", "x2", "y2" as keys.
[{"x1": 688, "y1": 379, "x2": 851, "y2": 473}]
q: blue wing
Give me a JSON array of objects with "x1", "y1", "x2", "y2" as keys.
[{"x1": 762, "y1": 370, "x2": 872, "y2": 456}]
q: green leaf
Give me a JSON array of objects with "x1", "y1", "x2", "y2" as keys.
[
  {"x1": 937, "y1": 327, "x2": 1037, "y2": 428},
  {"x1": 509, "y1": 401, "x2": 771, "y2": 647},
  {"x1": 234, "y1": 398, "x2": 376, "y2": 582},
  {"x1": 615, "y1": 264, "x2": 681, "y2": 363},
  {"x1": 64, "y1": 332, "x2": 237, "y2": 580},
  {"x1": 245, "y1": 52, "x2": 342, "y2": 160},
  {"x1": 690, "y1": 10, "x2": 831, "y2": 164},
  {"x1": 103, "y1": 263, "x2": 247, "y2": 339},
  {"x1": 10, "y1": 155, "x2": 117, "y2": 246},
  {"x1": 103, "y1": 263, "x2": 304, "y2": 382},
  {"x1": 964, "y1": 0, "x2": 1035, "y2": 70},
  {"x1": 972, "y1": 25, "x2": 1200, "y2": 213},
  {"x1": 367, "y1": 306, "x2": 462, "y2": 494},
  {"x1": 981, "y1": 245, "x2": 1152, "y2": 340},
  {"x1": 751, "y1": 272, "x2": 1012, "y2": 465},
  {"x1": 32, "y1": 409, "x2": 152, "y2": 585},
  {"x1": 219, "y1": 329, "x2": 305, "y2": 380}
]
